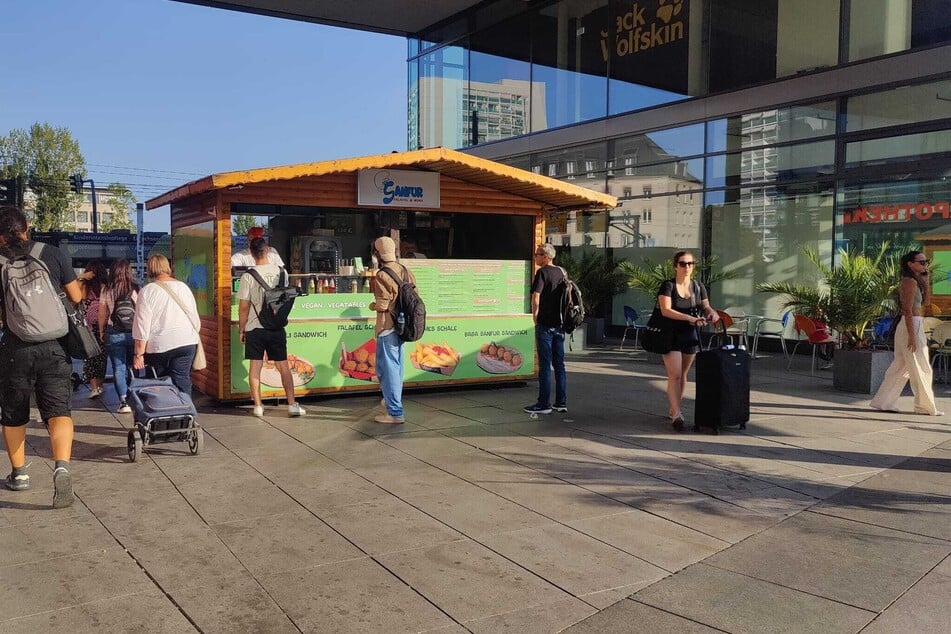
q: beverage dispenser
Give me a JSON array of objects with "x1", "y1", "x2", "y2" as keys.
[{"x1": 300, "y1": 237, "x2": 341, "y2": 274}]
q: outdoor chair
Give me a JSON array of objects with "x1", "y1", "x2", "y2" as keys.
[
  {"x1": 869, "y1": 315, "x2": 895, "y2": 350},
  {"x1": 750, "y1": 310, "x2": 791, "y2": 360},
  {"x1": 788, "y1": 314, "x2": 836, "y2": 374},
  {"x1": 708, "y1": 309, "x2": 749, "y2": 349},
  {"x1": 619, "y1": 305, "x2": 647, "y2": 350},
  {"x1": 930, "y1": 321, "x2": 951, "y2": 383}
]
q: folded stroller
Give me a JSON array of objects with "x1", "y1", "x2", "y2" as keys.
[{"x1": 126, "y1": 376, "x2": 203, "y2": 462}]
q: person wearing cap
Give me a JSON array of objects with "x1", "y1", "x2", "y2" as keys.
[
  {"x1": 231, "y1": 227, "x2": 285, "y2": 268},
  {"x1": 369, "y1": 236, "x2": 416, "y2": 424}
]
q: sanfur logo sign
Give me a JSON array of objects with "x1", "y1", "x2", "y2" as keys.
[{"x1": 601, "y1": 0, "x2": 687, "y2": 60}]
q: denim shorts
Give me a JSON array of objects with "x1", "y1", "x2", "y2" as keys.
[{"x1": 0, "y1": 338, "x2": 73, "y2": 426}]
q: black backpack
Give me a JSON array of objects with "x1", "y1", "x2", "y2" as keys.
[
  {"x1": 380, "y1": 265, "x2": 426, "y2": 342},
  {"x1": 557, "y1": 267, "x2": 585, "y2": 334},
  {"x1": 247, "y1": 268, "x2": 301, "y2": 330},
  {"x1": 111, "y1": 293, "x2": 136, "y2": 333}
]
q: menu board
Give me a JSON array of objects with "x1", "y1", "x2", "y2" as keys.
[
  {"x1": 404, "y1": 259, "x2": 530, "y2": 315},
  {"x1": 229, "y1": 315, "x2": 536, "y2": 394}
]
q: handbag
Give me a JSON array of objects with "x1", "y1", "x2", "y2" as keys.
[
  {"x1": 61, "y1": 295, "x2": 103, "y2": 360},
  {"x1": 155, "y1": 281, "x2": 207, "y2": 371},
  {"x1": 641, "y1": 305, "x2": 671, "y2": 354}
]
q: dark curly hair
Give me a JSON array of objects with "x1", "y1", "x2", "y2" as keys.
[{"x1": 0, "y1": 205, "x2": 29, "y2": 257}]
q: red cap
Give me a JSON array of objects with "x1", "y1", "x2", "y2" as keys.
[{"x1": 247, "y1": 227, "x2": 264, "y2": 239}]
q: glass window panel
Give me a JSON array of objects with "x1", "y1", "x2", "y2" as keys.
[
  {"x1": 706, "y1": 140, "x2": 835, "y2": 189},
  {"x1": 845, "y1": 129, "x2": 951, "y2": 166},
  {"x1": 407, "y1": 58, "x2": 420, "y2": 150},
  {"x1": 708, "y1": 0, "x2": 778, "y2": 93},
  {"x1": 531, "y1": 142, "x2": 607, "y2": 183},
  {"x1": 775, "y1": 0, "x2": 839, "y2": 77},
  {"x1": 706, "y1": 102, "x2": 836, "y2": 155},
  {"x1": 530, "y1": 0, "x2": 609, "y2": 131},
  {"x1": 708, "y1": 184, "x2": 834, "y2": 317},
  {"x1": 418, "y1": 45, "x2": 468, "y2": 150},
  {"x1": 606, "y1": 158, "x2": 703, "y2": 200},
  {"x1": 467, "y1": 15, "x2": 533, "y2": 145},
  {"x1": 849, "y1": 0, "x2": 951, "y2": 62},
  {"x1": 845, "y1": 78, "x2": 951, "y2": 132},
  {"x1": 837, "y1": 177, "x2": 951, "y2": 266}
]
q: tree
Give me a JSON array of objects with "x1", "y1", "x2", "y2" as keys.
[
  {"x1": 557, "y1": 249, "x2": 629, "y2": 317},
  {"x1": 231, "y1": 214, "x2": 258, "y2": 236},
  {"x1": 101, "y1": 182, "x2": 136, "y2": 232},
  {"x1": 0, "y1": 123, "x2": 86, "y2": 231}
]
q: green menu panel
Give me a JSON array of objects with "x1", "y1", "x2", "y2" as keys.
[
  {"x1": 405, "y1": 259, "x2": 531, "y2": 315},
  {"x1": 229, "y1": 315, "x2": 536, "y2": 394}
]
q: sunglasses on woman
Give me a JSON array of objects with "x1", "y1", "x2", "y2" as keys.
[{"x1": 676, "y1": 261, "x2": 696, "y2": 268}]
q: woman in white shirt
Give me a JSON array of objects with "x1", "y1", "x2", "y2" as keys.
[{"x1": 131, "y1": 254, "x2": 200, "y2": 396}]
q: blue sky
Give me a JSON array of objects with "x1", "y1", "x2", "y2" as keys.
[{"x1": 2, "y1": 1, "x2": 407, "y2": 232}]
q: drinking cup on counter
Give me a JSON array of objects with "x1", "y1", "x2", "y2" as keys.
[{"x1": 339, "y1": 265, "x2": 354, "y2": 275}]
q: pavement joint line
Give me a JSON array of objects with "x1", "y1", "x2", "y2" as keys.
[
  {"x1": 805, "y1": 508, "x2": 951, "y2": 545},
  {"x1": 0, "y1": 590, "x2": 168, "y2": 627},
  {"x1": 625, "y1": 598, "x2": 733, "y2": 633}
]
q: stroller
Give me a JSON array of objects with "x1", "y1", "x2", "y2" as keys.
[{"x1": 126, "y1": 375, "x2": 203, "y2": 462}]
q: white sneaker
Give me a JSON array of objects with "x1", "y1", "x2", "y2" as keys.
[
  {"x1": 252, "y1": 405, "x2": 264, "y2": 417},
  {"x1": 117, "y1": 402, "x2": 132, "y2": 414},
  {"x1": 288, "y1": 403, "x2": 305, "y2": 417},
  {"x1": 88, "y1": 387, "x2": 103, "y2": 398}
]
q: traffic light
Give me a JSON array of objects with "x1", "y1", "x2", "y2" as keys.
[
  {"x1": 0, "y1": 176, "x2": 23, "y2": 207},
  {"x1": 69, "y1": 173, "x2": 84, "y2": 194}
]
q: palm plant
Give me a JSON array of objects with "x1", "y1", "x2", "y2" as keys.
[
  {"x1": 756, "y1": 243, "x2": 899, "y2": 349},
  {"x1": 557, "y1": 249, "x2": 629, "y2": 317},
  {"x1": 619, "y1": 255, "x2": 738, "y2": 298}
]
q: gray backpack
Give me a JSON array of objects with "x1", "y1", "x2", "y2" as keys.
[{"x1": 0, "y1": 242, "x2": 70, "y2": 342}]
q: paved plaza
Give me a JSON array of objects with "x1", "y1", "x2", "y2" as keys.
[{"x1": 0, "y1": 347, "x2": 949, "y2": 633}]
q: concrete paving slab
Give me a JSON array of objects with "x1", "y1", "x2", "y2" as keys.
[
  {"x1": 352, "y1": 458, "x2": 477, "y2": 500},
  {"x1": 463, "y1": 597, "x2": 596, "y2": 634},
  {"x1": 212, "y1": 511, "x2": 365, "y2": 575},
  {"x1": 0, "y1": 548, "x2": 155, "y2": 622},
  {"x1": 704, "y1": 510, "x2": 951, "y2": 611},
  {"x1": 172, "y1": 573, "x2": 300, "y2": 633},
  {"x1": 480, "y1": 523, "x2": 668, "y2": 600},
  {"x1": 632, "y1": 564, "x2": 875, "y2": 633},
  {"x1": 0, "y1": 514, "x2": 116, "y2": 567},
  {"x1": 80, "y1": 489, "x2": 207, "y2": 539},
  {"x1": 270, "y1": 465, "x2": 391, "y2": 511},
  {"x1": 377, "y1": 539, "x2": 572, "y2": 623},
  {"x1": 567, "y1": 509, "x2": 728, "y2": 572},
  {"x1": 259, "y1": 557, "x2": 456, "y2": 633},
  {"x1": 121, "y1": 523, "x2": 250, "y2": 591},
  {"x1": 0, "y1": 588, "x2": 195, "y2": 634},
  {"x1": 402, "y1": 487, "x2": 553, "y2": 538},
  {"x1": 318, "y1": 496, "x2": 466, "y2": 555},
  {"x1": 477, "y1": 477, "x2": 634, "y2": 522},
  {"x1": 860, "y1": 571, "x2": 951, "y2": 634},
  {"x1": 175, "y1": 477, "x2": 303, "y2": 525},
  {"x1": 563, "y1": 598, "x2": 723, "y2": 633}
]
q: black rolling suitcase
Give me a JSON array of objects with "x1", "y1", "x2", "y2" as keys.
[{"x1": 694, "y1": 345, "x2": 750, "y2": 434}]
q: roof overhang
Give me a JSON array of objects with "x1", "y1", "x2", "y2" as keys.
[
  {"x1": 172, "y1": 0, "x2": 482, "y2": 37},
  {"x1": 145, "y1": 147, "x2": 617, "y2": 212}
]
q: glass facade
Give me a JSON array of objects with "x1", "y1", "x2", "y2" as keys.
[{"x1": 406, "y1": 0, "x2": 951, "y2": 323}]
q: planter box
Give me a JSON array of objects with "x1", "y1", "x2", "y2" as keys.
[
  {"x1": 584, "y1": 317, "x2": 605, "y2": 345},
  {"x1": 566, "y1": 322, "x2": 587, "y2": 352},
  {"x1": 833, "y1": 349, "x2": 892, "y2": 394}
]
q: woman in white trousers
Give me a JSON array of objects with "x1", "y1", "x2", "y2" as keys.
[{"x1": 871, "y1": 251, "x2": 943, "y2": 416}]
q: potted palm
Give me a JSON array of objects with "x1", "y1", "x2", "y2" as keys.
[
  {"x1": 620, "y1": 254, "x2": 738, "y2": 299},
  {"x1": 558, "y1": 249, "x2": 629, "y2": 345},
  {"x1": 756, "y1": 243, "x2": 899, "y2": 393}
]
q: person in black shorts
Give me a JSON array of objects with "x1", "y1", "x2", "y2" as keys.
[
  {"x1": 657, "y1": 250, "x2": 720, "y2": 432},
  {"x1": 0, "y1": 205, "x2": 83, "y2": 507},
  {"x1": 236, "y1": 238, "x2": 305, "y2": 418}
]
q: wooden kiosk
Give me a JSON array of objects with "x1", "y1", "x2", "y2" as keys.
[{"x1": 145, "y1": 148, "x2": 616, "y2": 401}]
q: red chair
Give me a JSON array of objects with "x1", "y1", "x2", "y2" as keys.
[{"x1": 788, "y1": 314, "x2": 836, "y2": 374}]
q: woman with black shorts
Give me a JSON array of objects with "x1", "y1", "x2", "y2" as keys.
[{"x1": 658, "y1": 251, "x2": 720, "y2": 432}]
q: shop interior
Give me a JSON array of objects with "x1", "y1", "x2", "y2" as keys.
[{"x1": 231, "y1": 204, "x2": 536, "y2": 293}]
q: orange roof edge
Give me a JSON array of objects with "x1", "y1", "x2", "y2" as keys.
[{"x1": 144, "y1": 147, "x2": 617, "y2": 211}]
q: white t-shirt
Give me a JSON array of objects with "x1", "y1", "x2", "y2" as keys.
[
  {"x1": 231, "y1": 248, "x2": 284, "y2": 268},
  {"x1": 132, "y1": 280, "x2": 201, "y2": 353},
  {"x1": 237, "y1": 264, "x2": 284, "y2": 331}
]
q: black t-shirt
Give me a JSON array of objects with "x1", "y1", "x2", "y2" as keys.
[
  {"x1": 658, "y1": 279, "x2": 707, "y2": 330},
  {"x1": 0, "y1": 240, "x2": 76, "y2": 321},
  {"x1": 531, "y1": 264, "x2": 566, "y2": 328}
]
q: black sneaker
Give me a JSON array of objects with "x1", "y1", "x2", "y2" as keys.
[
  {"x1": 552, "y1": 404, "x2": 568, "y2": 412},
  {"x1": 4, "y1": 472, "x2": 29, "y2": 491},
  {"x1": 523, "y1": 404, "x2": 552, "y2": 414},
  {"x1": 52, "y1": 467, "x2": 73, "y2": 509}
]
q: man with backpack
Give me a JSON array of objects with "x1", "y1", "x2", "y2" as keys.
[
  {"x1": 0, "y1": 206, "x2": 82, "y2": 508},
  {"x1": 524, "y1": 243, "x2": 569, "y2": 415},
  {"x1": 236, "y1": 238, "x2": 305, "y2": 418},
  {"x1": 370, "y1": 236, "x2": 417, "y2": 424}
]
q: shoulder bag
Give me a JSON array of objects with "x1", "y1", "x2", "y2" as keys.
[
  {"x1": 641, "y1": 280, "x2": 702, "y2": 354},
  {"x1": 61, "y1": 295, "x2": 104, "y2": 360},
  {"x1": 155, "y1": 281, "x2": 206, "y2": 371}
]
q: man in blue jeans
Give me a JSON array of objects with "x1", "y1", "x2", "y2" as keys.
[
  {"x1": 524, "y1": 243, "x2": 567, "y2": 415},
  {"x1": 370, "y1": 236, "x2": 415, "y2": 424}
]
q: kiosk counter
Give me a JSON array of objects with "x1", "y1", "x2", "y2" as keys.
[{"x1": 146, "y1": 148, "x2": 616, "y2": 401}]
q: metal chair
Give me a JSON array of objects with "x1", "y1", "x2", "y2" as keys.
[
  {"x1": 619, "y1": 305, "x2": 647, "y2": 350},
  {"x1": 930, "y1": 321, "x2": 951, "y2": 383},
  {"x1": 788, "y1": 314, "x2": 836, "y2": 374},
  {"x1": 708, "y1": 310, "x2": 749, "y2": 349},
  {"x1": 751, "y1": 310, "x2": 791, "y2": 360}
]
